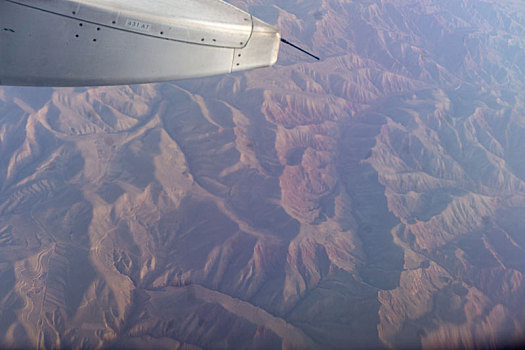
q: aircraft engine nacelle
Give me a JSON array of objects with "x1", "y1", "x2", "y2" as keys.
[{"x1": 0, "y1": 0, "x2": 281, "y2": 86}]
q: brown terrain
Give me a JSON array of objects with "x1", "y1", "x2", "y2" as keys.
[{"x1": 1, "y1": 0, "x2": 525, "y2": 348}]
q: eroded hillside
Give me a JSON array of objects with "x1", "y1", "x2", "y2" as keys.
[{"x1": 1, "y1": 0, "x2": 525, "y2": 348}]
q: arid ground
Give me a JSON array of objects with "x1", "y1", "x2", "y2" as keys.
[{"x1": 1, "y1": 0, "x2": 525, "y2": 348}]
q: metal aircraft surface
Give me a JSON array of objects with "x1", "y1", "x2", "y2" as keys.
[{"x1": 0, "y1": 0, "x2": 284, "y2": 86}]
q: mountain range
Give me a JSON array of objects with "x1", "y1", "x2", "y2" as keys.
[{"x1": 1, "y1": 0, "x2": 525, "y2": 348}]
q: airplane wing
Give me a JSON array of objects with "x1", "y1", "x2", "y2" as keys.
[{"x1": 0, "y1": 0, "x2": 281, "y2": 86}]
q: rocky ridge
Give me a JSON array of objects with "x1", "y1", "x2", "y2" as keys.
[{"x1": 1, "y1": 0, "x2": 525, "y2": 348}]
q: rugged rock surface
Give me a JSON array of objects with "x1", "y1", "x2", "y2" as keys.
[{"x1": 1, "y1": 0, "x2": 525, "y2": 348}]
